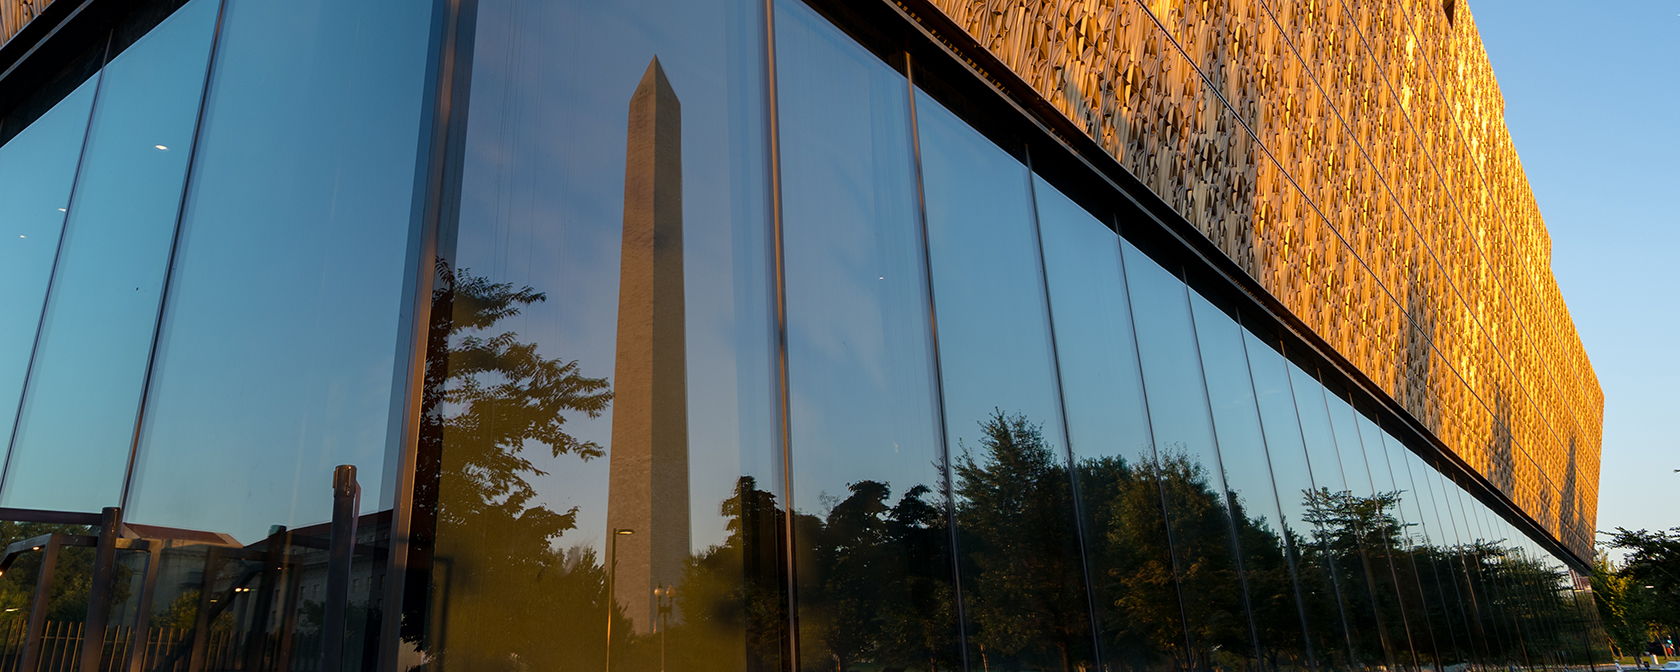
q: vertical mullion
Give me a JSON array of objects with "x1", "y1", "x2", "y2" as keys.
[
  {"x1": 903, "y1": 53, "x2": 971, "y2": 672},
  {"x1": 1021, "y1": 150, "x2": 1106, "y2": 672},
  {"x1": 374, "y1": 0, "x2": 480, "y2": 669},
  {"x1": 1236, "y1": 325, "x2": 1322, "y2": 671},
  {"x1": 118, "y1": 0, "x2": 232, "y2": 509},
  {"x1": 759, "y1": 0, "x2": 797, "y2": 667},
  {"x1": 1281, "y1": 350, "x2": 1362, "y2": 667},
  {"x1": 1181, "y1": 284, "x2": 1266, "y2": 665},
  {"x1": 0, "y1": 35, "x2": 111, "y2": 499},
  {"x1": 1112, "y1": 229, "x2": 1196, "y2": 664}
]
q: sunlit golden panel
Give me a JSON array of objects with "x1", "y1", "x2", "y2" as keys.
[
  {"x1": 920, "y1": 0, "x2": 1601, "y2": 558},
  {"x1": 0, "y1": 0, "x2": 49, "y2": 46}
]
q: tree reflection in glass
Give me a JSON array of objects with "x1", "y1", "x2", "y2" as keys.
[
  {"x1": 418, "y1": 0, "x2": 782, "y2": 670},
  {"x1": 773, "y1": 2, "x2": 959, "y2": 669}
]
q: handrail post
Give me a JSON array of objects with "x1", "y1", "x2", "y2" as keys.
[
  {"x1": 321, "y1": 465, "x2": 361, "y2": 672},
  {"x1": 187, "y1": 546, "x2": 223, "y2": 672},
  {"x1": 80, "y1": 506, "x2": 122, "y2": 672},
  {"x1": 125, "y1": 541, "x2": 162, "y2": 672},
  {"x1": 243, "y1": 526, "x2": 287, "y2": 672},
  {"x1": 20, "y1": 535, "x2": 62, "y2": 672}
]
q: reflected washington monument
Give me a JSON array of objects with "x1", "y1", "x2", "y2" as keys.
[{"x1": 606, "y1": 57, "x2": 691, "y2": 635}]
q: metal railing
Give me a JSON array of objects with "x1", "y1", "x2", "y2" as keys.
[{"x1": 0, "y1": 621, "x2": 324, "y2": 672}]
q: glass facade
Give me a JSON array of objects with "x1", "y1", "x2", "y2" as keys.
[{"x1": 0, "y1": 1, "x2": 1607, "y2": 671}]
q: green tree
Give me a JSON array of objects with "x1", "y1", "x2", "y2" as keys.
[
  {"x1": 0, "y1": 522, "x2": 132, "y2": 625},
  {"x1": 419, "y1": 264, "x2": 617, "y2": 672},
  {"x1": 1604, "y1": 527, "x2": 1680, "y2": 637},
  {"x1": 1593, "y1": 551, "x2": 1652, "y2": 658},
  {"x1": 953, "y1": 411, "x2": 1090, "y2": 672}
]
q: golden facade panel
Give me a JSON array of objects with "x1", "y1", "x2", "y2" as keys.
[
  {"x1": 921, "y1": 0, "x2": 1601, "y2": 557},
  {"x1": 1, "y1": 0, "x2": 50, "y2": 46}
]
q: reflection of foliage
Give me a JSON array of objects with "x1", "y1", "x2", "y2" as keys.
[
  {"x1": 1080, "y1": 451, "x2": 1182, "y2": 669},
  {"x1": 419, "y1": 264, "x2": 778, "y2": 672},
  {"x1": 420, "y1": 264, "x2": 618, "y2": 671},
  {"x1": 152, "y1": 589, "x2": 235, "y2": 631},
  {"x1": 954, "y1": 411, "x2": 1090, "y2": 672},
  {"x1": 0, "y1": 522, "x2": 131, "y2": 625},
  {"x1": 1149, "y1": 449, "x2": 1250, "y2": 669},
  {"x1": 433, "y1": 265, "x2": 613, "y2": 536},
  {"x1": 410, "y1": 275, "x2": 1613, "y2": 672},
  {"x1": 795, "y1": 480, "x2": 957, "y2": 672}
]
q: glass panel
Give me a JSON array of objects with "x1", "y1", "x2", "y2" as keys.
[
  {"x1": 1444, "y1": 474, "x2": 1517, "y2": 668},
  {"x1": 1245, "y1": 334, "x2": 1354, "y2": 671},
  {"x1": 1389, "y1": 437, "x2": 1476, "y2": 670},
  {"x1": 0, "y1": 79, "x2": 97, "y2": 475},
  {"x1": 2, "y1": 0, "x2": 218, "y2": 511},
  {"x1": 1124, "y1": 245, "x2": 1256, "y2": 670},
  {"x1": 916, "y1": 88, "x2": 1095, "y2": 672},
  {"x1": 126, "y1": 0, "x2": 433, "y2": 531},
  {"x1": 1502, "y1": 522, "x2": 1555, "y2": 669},
  {"x1": 1465, "y1": 495, "x2": 1533, "y2": 669},
  {"x1": 1322, "y1": 395, "x2": 1413, "y2": 669},
  {"x1": 416, "y1": 0, "x2": 782, "y2": 670},
  {"x1": 117, "y1": 0, "x2": 437, "y2": 668},
  {"x1": 1193, "y1": 303, "x2": 1311, "y2": 672},
  {"x1": 1423, "y1": 463, "x2": 1498, "y2": 669},
  {"x1": 1036, "y1": 185, "x2": 1173, "y2": 670},
  {"x1": 1355, "y1": 417, "x2": 1439, "y2": 671},
  {"x1": 1288, "y1": 364, "x2": 1386, "y2": 668},
  {"x1": 775, "y1": 3, "x2": 959, "y2": 669}
]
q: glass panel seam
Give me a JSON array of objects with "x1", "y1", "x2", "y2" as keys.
[
  {"x1": 0, "y1": 35, "x2": 109, "y2": 502},
  {"x1": 1023, "y1": 152, "x2": 1106, "y2": 672},
  {"x1": 904, "y1": 56, "x2": 970, "y2": 671},
  {"x1": 116, "y1": 0, "x2": 230, "y2": 511},
  {"x1": 1279, "y1": 349, "x2": 1361, "y2": 664},
  {"x1": 1181, "y1": 281, "x2": 1265, "y2": 662},
  {"x1": 760, "y1": 0, "x2": 799, "y2": 665},
  {"x1": 1113, "y1": 231, "x2": 1196, "y2": 659},
  {"x1": 376, "y1": 0, "x2": 475, "y2": 668},
  {"x1": 1235, "y1": 318, "x2": 1322, "y2": 670}
]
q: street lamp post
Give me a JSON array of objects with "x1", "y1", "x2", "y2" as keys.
[
  {"x1": 607, "y1": 528, "x2": 634, "y2": 672},
  {"x1": 654, "y1": 584, "x2": 673, "y2": 672}
]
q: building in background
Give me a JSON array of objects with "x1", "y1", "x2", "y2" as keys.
[{"x1": 0, "y1": 0, "x2": 1606, "y2": 671}]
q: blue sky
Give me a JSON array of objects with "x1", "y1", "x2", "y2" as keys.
[{"x1": 1473, "y1": 1, "x2": 1680, "y2": 546}]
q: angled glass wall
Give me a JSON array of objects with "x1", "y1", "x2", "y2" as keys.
[
  {"x1": 774, "y1": 2, "x2": 958, "y2": 669},
  {"x1": 415, "y1": 0, "x2": 783, "y2": 670},
  {"x1": 4, "y1": 0, "x2": 217, "y2": 511},
  {"x1": 1191, "y1": 297, "x2": 1313, "y2": 672},
  {"x1": 1035, "y1": 178, "x2": 1174, "y2": 672},
  {"x1": 0, "y1": 78, "x2": 96, "y2": 484},
  {"x1": 0, "y1": 0, "x2": 1608, "y2": 670},
  {"x1": 916, "y1": 86, "x2": 1095, "y2": 672},
  {"x1": 1125, "y1": 245, "x2": 1257, "y2": 672}
]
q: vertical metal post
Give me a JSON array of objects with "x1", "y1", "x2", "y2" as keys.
[
  {"x1": 188, "y1": 546, "x2": 224, "y2": 672},
  {"x1": 606, "y1": 528, "x2": 632, "y2": 672},
  {"x1": 126, "y1": 543, "x2": 162, "y2": 672},
  {"x1": 275, "y1": 557, "x2": 305, "y2": 672},
  {"x1": 81, "y1": 507, "x2": 123, "y2": 672},
  {"x1": 243, "y1": 527, "x2": 287, "y2": 672},
  {"x1": 20, "y1": 535, "x2": 62, "y2": 672},
  {"x1": 321, "y1": 465, "x2": 361, "y2": 672}
]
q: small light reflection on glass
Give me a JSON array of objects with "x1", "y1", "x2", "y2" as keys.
[{"x1": 154, "y1": 145, "x2": 168, "y2": 150}]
